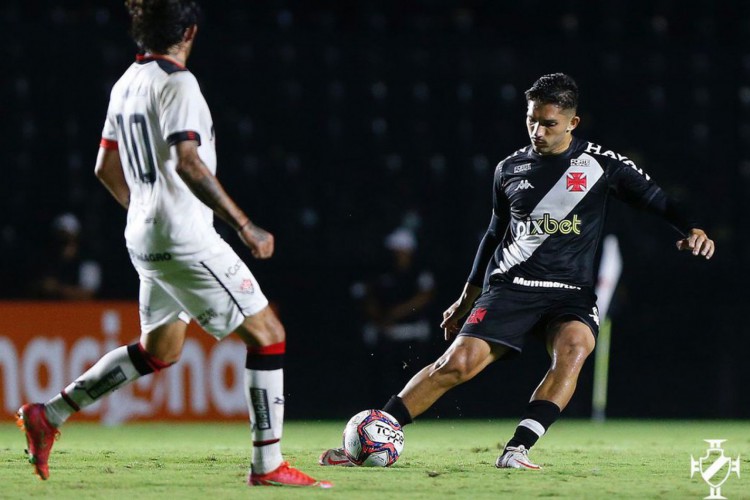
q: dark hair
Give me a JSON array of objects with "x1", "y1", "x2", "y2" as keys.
[
  {"x1": 524, "y1": 73, "x2": 579, "y2": 110},
  {"x1": 126, "y1": 0, "x2": 201, "y2": 53}
]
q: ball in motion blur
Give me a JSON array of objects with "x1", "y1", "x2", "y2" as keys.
[{"x1": 343, "y1": 409, "x2": 405, "y2": 466}]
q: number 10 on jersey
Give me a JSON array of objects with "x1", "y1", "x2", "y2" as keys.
[{"x1": 116, "y1": 113, "x2": 156, "y2": 184}]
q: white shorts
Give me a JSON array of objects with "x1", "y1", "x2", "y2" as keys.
[{"x1": 135, "y1": 243, "x2": 269, "y2": 340}]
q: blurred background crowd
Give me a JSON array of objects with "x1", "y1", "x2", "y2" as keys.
[{"x1": 1, "y1": 0, "x2": 748, "y2": 418}]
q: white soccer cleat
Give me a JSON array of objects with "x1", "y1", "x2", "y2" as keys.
[
  {"x1": 318, "y1": 448, "x2": 356, "y2": 467},
  {"x1": 495, "y1": 445, "x2": 541, "y2": 470}
]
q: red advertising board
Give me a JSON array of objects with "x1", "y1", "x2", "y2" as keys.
[{"x1": 0, "y1": 302, "x2": 248, "y2": 423}]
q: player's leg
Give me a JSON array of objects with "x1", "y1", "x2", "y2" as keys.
[
  {"x1": 498, "y1": 319, "x2": 595, "y2": 469},
  {"x1": 319, "y1": 336, "x2": 508, "y2": 467},
  {"x1": 321, "y1": 284, "x2": 528, "y2": 467},
  {"x1": 19, "y1": 320, "x2": 185, "y2": 480},
  {"x1": 232, "y1": 307, "x2": 286, "y2": 476},
  {"x1": 532, "y1": 319, "x2": 596, "y2": 407},
  {"x1": 384, "y1": 335, "x2": 509, "y2": 424},
  {"x1": 381, "y1": 286, "x2": 523, "y2": 427},
  {"x1": 18, "y1": 275, "x2": 185, "y2": 480},
  {"x1": 43, "y1": 319, "x2": 186, "y2": 426},
  {"x1": 183, "y1": 245, "x2": 329, "y2": 487},
  {"x1": 232, "y1": 307, "x2": 331, "y2": 488}
]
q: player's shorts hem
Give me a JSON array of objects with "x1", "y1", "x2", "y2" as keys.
[
  {"x1": 209, "y1": 297, "x2": 270, "y2": 340},
  {"x1": 457, "y1": 333, "x2": 522, "y2": 358},
  {"x1": 548, "y1": 313, "x2": 598, "y2": 338},
  {"x1": 141, "y1": 310, "x2": 191, "y2": 336},
  {"x1": 245, "y1": 298, "x2": 270, "y2": 318}
]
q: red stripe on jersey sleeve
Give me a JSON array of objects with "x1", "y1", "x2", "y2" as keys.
[{"x1": 100, "y1": 138, "x2": 118, "y2": 150}]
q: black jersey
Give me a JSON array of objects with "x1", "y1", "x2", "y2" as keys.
[{"x1": 468, "y1": 136, "x2": 695, "y2": 291}]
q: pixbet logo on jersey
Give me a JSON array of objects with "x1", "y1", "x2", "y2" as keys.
[{"x1": 515, "y1": 213, "x2": 582, "y2": 236}]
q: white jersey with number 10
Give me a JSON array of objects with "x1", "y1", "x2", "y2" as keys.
[{"x1": 101, "y1": 55, "x2": 222, "y2": 269}]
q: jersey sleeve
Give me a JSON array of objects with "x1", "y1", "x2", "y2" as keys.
[
  {"x1": 159, "y1": 72, "x2": 205, "y2": 146},
  {"x1": 467, "y1": 163, "x2": 508, "y2": 286},
  {"x1": 606, "y1": 159, "x2": 698, "y2": 234},
  {"x1": 605, "y1": 158, "x2": 660, "y2": 208}
]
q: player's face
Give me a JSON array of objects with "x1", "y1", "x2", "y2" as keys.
[{"x1": 526, "y1": 101, "x2": 579, "y2": 155}]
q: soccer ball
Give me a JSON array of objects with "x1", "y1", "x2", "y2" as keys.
[{"x1": 343, "y1": 409, "x2": 405, "y2": 467}]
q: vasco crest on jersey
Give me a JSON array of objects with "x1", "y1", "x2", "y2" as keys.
[{"x1": 566, "y1": 172, "x2": 587, "y2": 192}]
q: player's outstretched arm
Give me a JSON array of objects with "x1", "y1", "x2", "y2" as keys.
[
  {"x1": 440, "y1": 283, "x2": 482, "y2": 341},
  {"x1": 675, "y1": 228, "x2": 715, "y2": 259},
  {"x1": 174, "y1": 140, "x2": 274, "y2": 259},
  {"x1": 94, "y1": 147, "x2": 130, "y2": 209}
]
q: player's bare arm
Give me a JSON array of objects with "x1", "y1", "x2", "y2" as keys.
[
  {"x1": 676, "y1": 228, "x2": 715, "y2": 259},
  {"x1": 174, "y1": 140, "x2": 274, "y2": 259},
  {"x1": 94, "y1": 147, "x2": 130, "y2": 209},
  {"x1": 440, "y1": 283, "x2": 482, "y2": 340}
]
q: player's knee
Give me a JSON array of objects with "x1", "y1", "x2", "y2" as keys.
[
  {"x1": 556, "y1": 333, "x2": 595, "y2": 365},
  {"x1": 237, "y1": 307, "x2": 286, "y2": 346},
  {"x1": 573, "y1": 333, "x2": 596, "y2": 356}
]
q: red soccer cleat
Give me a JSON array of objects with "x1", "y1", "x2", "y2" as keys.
[
  {"x1": 248, "y1": 461, "x2": 333, "y2": 488},
  {"x1": 16, "y1": 403, "x2": 60, "y2": 480}
]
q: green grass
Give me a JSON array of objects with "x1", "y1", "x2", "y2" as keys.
[{"x1": 1, "y1": 420, "x2": 748, "y2": 499}]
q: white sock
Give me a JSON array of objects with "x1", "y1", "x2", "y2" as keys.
[
  {"x1": 44, "y1": 344, "x2": 158, "y2": 427},
  {"x1": 245, "y1": 342, "x2": 286, "y2": 475}
]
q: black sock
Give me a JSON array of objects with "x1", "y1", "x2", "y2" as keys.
[
  {"x1": 506, "y1": 400, "x2": 561, "y2": 450},
  {"x1": 381, "y1": 395, "x2": 413, "y2": 426}
]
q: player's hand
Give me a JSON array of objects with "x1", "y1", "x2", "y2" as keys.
[
  {"x1": 440, "y1": 300, "x2": 472, "y2": 341},
  {"x1": 238, "y1": 223, "x2": 275, "y2": 259},
  {"x1": 676, "y1": 228, "x2": 714, "y2": 259}
]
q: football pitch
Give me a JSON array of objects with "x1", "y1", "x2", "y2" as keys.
[{"x1": 1, "y1": 419, "x2": 747, "y2": 499}]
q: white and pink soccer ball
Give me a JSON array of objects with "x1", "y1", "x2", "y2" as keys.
[{"x1": 343, "y1": 409, "x2": 405, "y2": 467}]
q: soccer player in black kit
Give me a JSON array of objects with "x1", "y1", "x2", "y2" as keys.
[{"x1": 320, "y1": 73, "x2": 715, "y2": 469}]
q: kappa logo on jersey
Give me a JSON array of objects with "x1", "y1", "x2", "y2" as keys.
[
  {"x1": 515, "y1": 179, "x2": 535, "y2": 191},
  {"x1": 515, "y1": 213, "x2": 582, "y2": 236},
  {"x1": 566, "y1": 172, "x2": 587, "y2": 192},
  {"x1": 466, "y1": 307, "x2": 487, "y2": 325},
  {"x1": 589, "y1": 306, "x2": 600, "y2": 327},
  {"x1": 513, "y1": 163, "x2": 532, "y2": 173}
]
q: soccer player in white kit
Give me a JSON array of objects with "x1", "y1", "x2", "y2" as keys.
[{"x1": 17, "y1": 0, "x2": 331, "y2": 488}]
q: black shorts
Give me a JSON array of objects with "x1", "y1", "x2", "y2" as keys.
[{"x1": 459, "y1": 283, "x2": 599, "y2": 357}]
